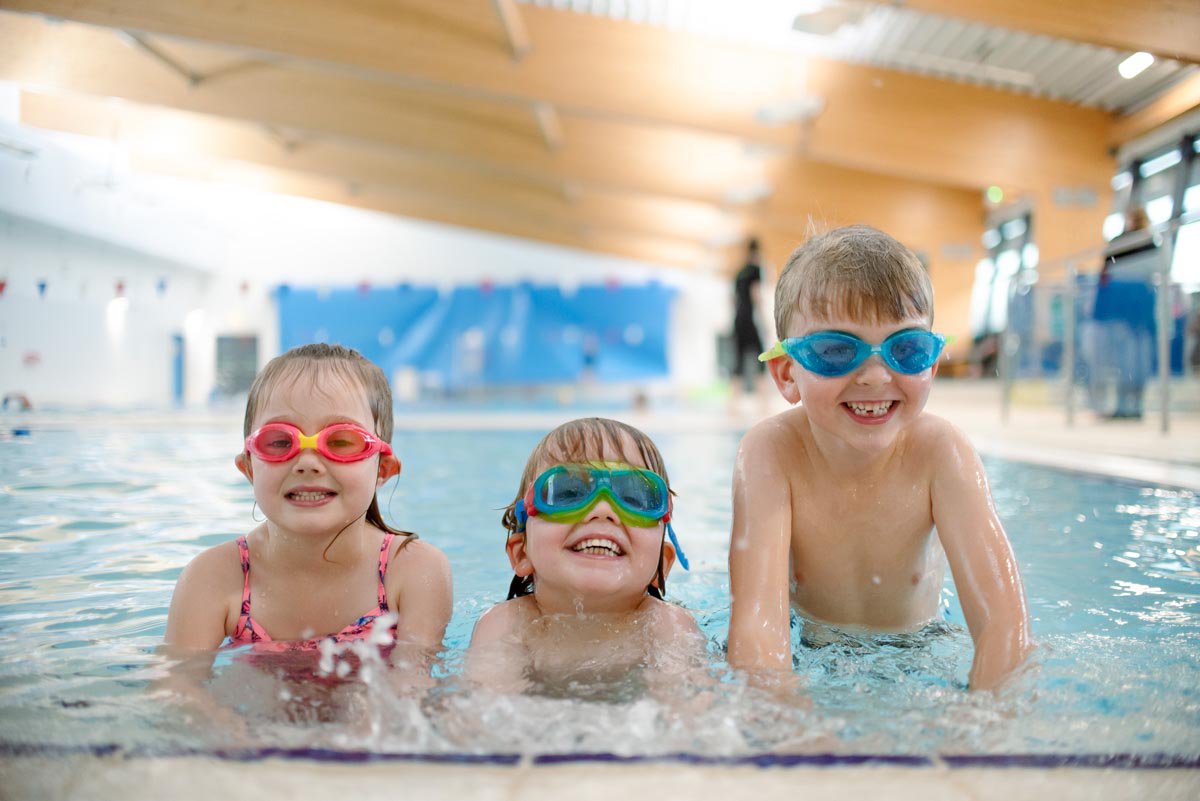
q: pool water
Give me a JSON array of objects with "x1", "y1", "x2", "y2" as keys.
[{"x1": 1, "y1": 420, "x2": 1198, "y2": 758}]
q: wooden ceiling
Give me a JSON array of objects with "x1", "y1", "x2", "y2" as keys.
[{"x1": 0, "y1": 0, "x2": 1197, "y2": 272}]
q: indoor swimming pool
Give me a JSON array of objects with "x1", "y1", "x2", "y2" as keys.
[{"x1": 0, "y1": 416, "x2": 1197, "y2": 786}]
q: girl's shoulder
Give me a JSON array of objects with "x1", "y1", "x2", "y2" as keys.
[
  {"x1": 179, "y1": 537, "x2": 245, "y2": 588},
  {"x1": 386, "y1": 533, "x2": 451, "y2": 579}
]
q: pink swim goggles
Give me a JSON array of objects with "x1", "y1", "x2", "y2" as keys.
[{"x1": 244, "y1": 422, "x2": 393, "y2": 463}]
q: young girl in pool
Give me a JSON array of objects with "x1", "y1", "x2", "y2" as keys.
[
  {"x1": 164, "y1": 343, "x2": 452, "y2": 655},
  {"x1": 466, "y1": 418, "x2": 705, "y2": 694}
]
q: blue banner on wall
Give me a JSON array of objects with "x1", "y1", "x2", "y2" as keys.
[{"x1": 278, "y1": 281, "x2": 676, "y2": 389}]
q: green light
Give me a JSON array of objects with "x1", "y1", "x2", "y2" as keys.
[{"x1": 986, "y1": 185, "x2": 1004, "y2": 204}]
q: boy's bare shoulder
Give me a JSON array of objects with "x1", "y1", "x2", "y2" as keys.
[
  {"x1": 909, "y1": 412, "x2": 980, "y2": 466},
  {"x1": 739, "y1": 406, "x2": 809, "y2": 459}
]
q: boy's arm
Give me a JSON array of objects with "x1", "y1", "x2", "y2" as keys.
[
  {"x1": 931, "y1": 426, "x2": 1033, "y2": 690},
  {"x1": 727, "y1": 425, "x2": 794, "y2": 674}
]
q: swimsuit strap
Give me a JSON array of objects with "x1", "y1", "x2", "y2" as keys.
[
  {"x1": 234, "y1": 536, "x2": 254, "y2": 640},
  {"x1": 376, "y1": 532, "x2": 396, "y2": 612}
]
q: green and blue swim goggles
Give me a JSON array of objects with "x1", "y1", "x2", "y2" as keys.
[
  {"x1": 759, "y1": 329, "x2": 949, "y2": 377},
  {"x1": 514, "y1": 462, "x2": 688, "y2": 570}
]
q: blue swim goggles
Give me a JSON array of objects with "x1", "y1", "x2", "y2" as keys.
[
  {"x1": 514, "y1": 462, "x2": 688, "y2": 570},
  {"x1": 759, "y1": 329, "x2": 948, "y2": 377}
]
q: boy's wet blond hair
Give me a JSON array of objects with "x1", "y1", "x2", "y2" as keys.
[{"x1": 774, "y1": 224, "x2": 934, "y2": 338}]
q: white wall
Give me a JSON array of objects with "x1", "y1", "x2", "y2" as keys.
[
  {"x1": 0, "y1": 214, "x2": 211, "y2": 407},
  {"x1": 0, "y1": 97, "x2": 729, "y2": 409}
]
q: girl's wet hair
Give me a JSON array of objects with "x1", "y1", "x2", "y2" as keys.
[
  {"x1": 774, "y1": 224, "x2": 934, "y2": 338},
  {"x1": 503, "y1": 417, "x2": 672, "y2": 601},
  {"x1": 243, "y1": 343, "x2": 414, "y2": 557}
]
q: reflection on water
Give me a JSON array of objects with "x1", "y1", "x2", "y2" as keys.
[{"x1": 0, "y1": 423, "x2": 1198, "y2": 757}]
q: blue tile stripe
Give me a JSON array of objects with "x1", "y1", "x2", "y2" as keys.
[{"x1": 1, "y1": 743, "x2": 1197, "y2": 769}]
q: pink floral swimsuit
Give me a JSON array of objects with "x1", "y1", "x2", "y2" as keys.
[{"x1": 229, "y1": 532, "x2": 398, "y2": 649}]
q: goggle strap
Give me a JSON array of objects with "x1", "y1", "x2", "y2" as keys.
[
  {"x1": 666, "y1": 520, "x2": 689, "y2": 571},
  {"x1": 758, "y1": 341, "x2": 786, "y2": 362},
  {"x1": 514, "y1": 498, "x2": 529, "y2": 533}
]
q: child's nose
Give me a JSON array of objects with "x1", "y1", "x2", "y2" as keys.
[
  {"x1": 854, "y1": 356, "x2": 893, "y2": 385},
  {"x1": 585, "y1": 498, "x2": 621, "y2": 524},
  {"x1": 292, "y1": 446, "x2": 326, "y2": 471}
]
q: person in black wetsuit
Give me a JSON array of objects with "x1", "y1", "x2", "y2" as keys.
[{"x1": 730, "y1": 237, "x2": 769, "y2": 411}]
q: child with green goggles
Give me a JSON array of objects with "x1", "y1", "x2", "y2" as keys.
[{"x1": 465, "y1": 418, "x2": 703, "y2": 693}]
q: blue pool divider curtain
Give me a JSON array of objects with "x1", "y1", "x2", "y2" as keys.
[{"x1": 277, "y1": 281, "x2": 676, "y2": 388}]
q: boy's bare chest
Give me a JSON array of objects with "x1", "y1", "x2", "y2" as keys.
[{"x1": 790, "y1": 471, "x2": 935, "y2": 567}]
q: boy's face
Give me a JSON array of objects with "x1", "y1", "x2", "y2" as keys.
[
  {"x1": 767, "y1": 313, "x2": 937, "y2": 454},
  {"x1": 507, "y1": 432, "x2": 669, "y2": 611}
]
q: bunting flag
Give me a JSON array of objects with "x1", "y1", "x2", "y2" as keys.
[
  {"x1": 357, "y1": 280, "x2": 371, "y2": 296},
  {"x1": 36, "y1": 280, "x2": 47, "y2": 298},
  {"x1": 604, "y1": 276, "x2": 621, "y2": 291},
  {"x1": 480, "y1": 278, "x2": 495, "y2": 295},
  {"x1": 115, "y1": 280, "x2": 125, "y2": 297},
  {"x1": 0, "y1": 279, "x2": 6, "y2": 297},
  {"x1": 275, "y1": 283, "x2": 290, "y2": 300},
  {"x1": 156, "y1": 278, "x2": 168, "y2": 297},
  {"x1": 239, "y1": 280, "x2": 250, "y2": 296}
]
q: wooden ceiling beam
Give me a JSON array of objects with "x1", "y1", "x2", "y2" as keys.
[
  {"x1": 0, "y1": 13, "x2": 772, "y2": 207},
  {"x1": 0, "y1": 4, "x2": 1117, "y2": 189},
  {"x1": 1110, "y1": 72, "x2": 1200, "y2": 145},
  {"x1": 892, "y1": 1, "x2": 1200, "y2": 65},
  {"x1": 19, "y1": 88, "x2": 739, "y2": 261}
]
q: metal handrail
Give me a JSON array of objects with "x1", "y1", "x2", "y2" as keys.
[{"x1": 1000, "y1": 211, "x2": 1199, "y2": 433}]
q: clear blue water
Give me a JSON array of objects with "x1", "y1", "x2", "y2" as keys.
[{"x1": 1, "y1": 418, "x2": 1198, "y2": 757}]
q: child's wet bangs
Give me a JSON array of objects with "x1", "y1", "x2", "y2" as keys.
[
  {"x1": 244, "y1": 349, "x2": 392, "y2": 439},
  {"x1": 801, "y1": 276, "x2": 932, "y2": 327},
  {"x1": 538, "y1": 421, "x2": 665, "y2": 478}
]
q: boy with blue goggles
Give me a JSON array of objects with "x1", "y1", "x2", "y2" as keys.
[{"x1": 728, "y1": 225, "x2": 1032, "y2": 692}]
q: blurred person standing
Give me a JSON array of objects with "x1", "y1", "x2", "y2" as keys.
[
  {"x1": 729, "y1": 237, "x2": 771, "y2": 414},
  {"x1": 1089, "y1": 207, "x2": 1158, "y2": 420}
]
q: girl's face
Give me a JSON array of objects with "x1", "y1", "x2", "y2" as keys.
[
  {"x1": 507, "y1": 432, "x2": 667, "y2": 613},
  {"x1": 235, "y1": 372, "x2": 398, "y2": 541}
]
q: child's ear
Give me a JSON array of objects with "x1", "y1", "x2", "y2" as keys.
[
  {"x1": 506, "y1": 532, "x2": 534, "y2": 578},
  {"x1": 657, "y1": 540, "x2": 678, "y2": 585},
  {"x1": 234, "y1": 452, "x2": 253, "y2": 483},
  {"x1": 767, "y1": 356, "x2": 802, "y2": 405},
  {"x1": 377, "y1": 455, "x2": 401, "y2": 486}
]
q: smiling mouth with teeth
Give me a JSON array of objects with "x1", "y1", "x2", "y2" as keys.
[
  {"x1": 287, "y1": 490, "x2": 335, "y2": 501},
  {"x1": 845, "y1": 401, "x2": 895, "y2": 417},
  {"x1": 571, "y1": 538, "x2": 624, "y2": 556}
]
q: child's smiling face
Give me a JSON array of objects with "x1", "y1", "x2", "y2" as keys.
[
  {"x1": 508, "y1": 432, "x2": 666, "y2": 613},
  {"x1": 236, "y1": 372, "x2": 396, "y2": 540},
  {"x1": 768, "y1": 312, "x2": 937, "y2": 455}
]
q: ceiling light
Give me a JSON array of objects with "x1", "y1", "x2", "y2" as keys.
[{"x1": 1118, "y1": 52, "x2": 1154, "y2": 80}]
